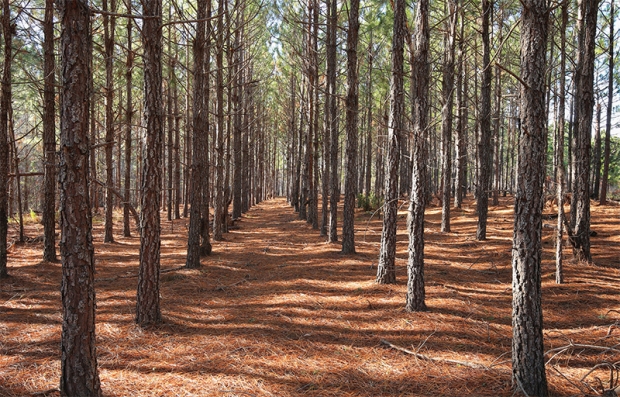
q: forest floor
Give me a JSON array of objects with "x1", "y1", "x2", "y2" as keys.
[{"x1": 1, "y1": 196, "x2": 620, "y2": 397}]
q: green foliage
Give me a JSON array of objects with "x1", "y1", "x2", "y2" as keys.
[{"x1": 357, "y1": 192, "x2": 383, "y2": 212}]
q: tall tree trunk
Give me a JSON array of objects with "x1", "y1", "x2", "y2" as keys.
[
  {"x1": 327, "y1": 0, "x2": 339, "y2": 243},
  {"x1": 123, "y1": 19, "x2": 133, "y2": 238},
  {"x1": 186, "y1": 0, "x2": 208, "y2": 269},
  {"x1": 376, "y1": 0, "x2": 405, "y2": 282},
  {"x1": 136, "y1": 0, "x2": 163, "y2": 326},
  {"x1": 58, "y1": 0, "x2": 102, "y2": 393},
  {"x1": 601, "y1": 0, "x2": 614, "y2": 205},
  {"x1": 511, "y1": 0, "x2": 549, "y2": 392},
  {"x1": 42, "y1": 0, "x2": 57, "y2": 261},
  {"x1": 342, "y1": 0, "x2": 360, "y2": 254},
  {"x1": 454, "y1": 10, "x2": 467, "y2": 209},
  {"x1": 406, "y1": 0, "x2": 430, "y2": 311},
  {"x1": 555, "y1": 0, "x2": 568, "y2": 284},
  {"x1": 309, "y1": 0, "x2": 319, "y2": 229},
  {"x1": 232, "y1": 19, "x2": 243, "y2": 220},
  {"x1": 200, "y1": 0, "x2": 212, "y2": 255},
  {"x1": 213, "y1": 0, "x2": 226, "y2": 241},
  {"x1": 0, "y1": 0, "x2": 13, "y2": 278},
  {"x1": 476, "y1": 0, "x2": 493, "y2": 240},
  {"x1": 441, "y1": 0, "x2": 457, "y2": 232},
  {"x1": 364, "y1": 38, "x2": 373, "y2": 199},
  {"x1": 571, "y1": 0, "x2": 598, "y2": 263},
  {"x1": 103, "y1": 0, "x2": 116, "y2": 243}
]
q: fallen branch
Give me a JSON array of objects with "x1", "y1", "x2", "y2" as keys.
[
  {"x1": 545, "y1": 342, "x2": 620, "y2": 357},
  {"x1": 379, "y1": 339, "x2": 487, "y2": 369},
  {"x1": 97, "y1": 266, "x2": 185, "y2": 283}
]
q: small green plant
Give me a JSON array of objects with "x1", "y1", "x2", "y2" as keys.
[
  {"x1": 29, "y1": 209, "x2": 38, "y2": 223},
  {"x1": 357, "y1": 193, "x2": 384, "y2": 212}
]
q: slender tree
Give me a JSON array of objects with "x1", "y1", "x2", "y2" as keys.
[
  {"x1": 123, "y1": 15, "x2": 133, "y2": 238},
  {"x1": 0, "y1": 0, "x2": 13, "y2": 278},
  {"x1": 601, "y1": 0, "x2": 614, "y2": 205},
  {"x1": 511, "y1": 0, "x2": 549, "y2": 391},
  {"x1": 376, "y1": 0, "x2": 406, "y2": 283},
  {"x1": 327, "y1": 0, "x2": 339, "y2": 243},
  {"x1": 103, "y1": 0, "x2": 116, "y2": 243},
  {"x1": 213, "y1": 0, "x2": 226, "y2": 241},
  {"x1": 406, "y1": 0, "x2": 430, "y2": 311},
  {"x1": 441, "y1": 0, "x2": 458, "y2": 232},
  {"x1": 476, "y1": 0, "x2": 492, "y2": 240},
  {"x1": 136, "y1": 0, "x2": 163, "y2": 326},
  {"x1": 42, "y1": 0, "x2": 57, "y2": 262},
  {"x1": 571, "y1": 0, "x2": 598, "y2": 263},
  {"x1": 58, "y1": 0, "x2": 101, "y2": 393},
  {"x1": 342, "y1": 0, "x2": 360, "y2": 254}
]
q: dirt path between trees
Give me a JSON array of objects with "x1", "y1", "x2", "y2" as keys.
[{"x1": 1, "y1": 197, "x2": 620, "y2": 396}]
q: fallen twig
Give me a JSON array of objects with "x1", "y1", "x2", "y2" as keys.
[
  {"x1": 215, "y1": 276, "x2": 250, "y2": 291},
  {"x1": 380, "y1": 339, "x2": 487, "y2": 369}
]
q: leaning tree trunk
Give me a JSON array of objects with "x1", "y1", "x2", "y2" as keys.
[
  {"x1": 342, "y1": 0, "x2": 359, "y2": 254},
  {"x1": 571, "y1": 0, "x2": 598, "y2": 263},
  {"x1": 58, "y1": 0, "x2": 102, "y2": 394},
  {"x1": 376, "y1": 0, "x2": 405, "y2": 283},
  {"x1": 136, "y1": 0, "x2": 163, "y2": 327},
  {"x1": 406, "y1": 0, "x2": 430, "y2": 312},
  {"x1": 42, "y1": 0, "x2": 57, "y2": 262},
  {"x1": 476, "y1": 0, "x2": 492, "y2": 240},
  {"x1": 511, "y1": 0, "x2": 549, "y2": 393}
]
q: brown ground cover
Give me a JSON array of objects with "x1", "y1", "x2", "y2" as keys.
[{"x1": 1, "y1": 196, "x2": 619, "y2": 396}]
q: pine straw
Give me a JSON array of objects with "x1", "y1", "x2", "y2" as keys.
[{"x1": 1, "y1": 197, "x2": 620, "y2": 396}]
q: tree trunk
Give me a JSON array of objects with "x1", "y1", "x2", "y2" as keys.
[
  {"x1": 441, "y1": 0, "x2": 457, "y2": 232},
  {"x1": 342, "y1": 0, "x2": 359, "y2": 254},
  {"x1": 376, "y1": 0, "x2": 405, "y2": 282},
  {"x1": 123, "y1": 16, "x2": 133, "y2": 238},
  {"x1": 103, "y1": 0, "x2": 116, "y2": 243},
  {"x1": 454, "y1": 10, "x2": 467, "y2": 209},
  {"x1": 571, "y1": 0, "x2": 598, "y2": 263},
  {"x1": 186, "y1": 0, "x2": 208, "y2": 269},
  {"x1": 136, "y1": 0, "x2": 163, "y2": 327},
  {"x1": 213, "y1": 0, "x2": 226, "y2": 241},
  {"x1": 511, "y1": 0, "x2": 549, "y2": 392},
  {"x1": 0, "y1": 0, "x2": 13, "y2": 278},
  {"x1": 592, "y1": 102, "x2": 601, "y2": 199},
  {"x1": 200, "y1": 0, "x2": 213, "y2": 255},
  {"x1": 476, "y1": 0, "x2": 492, "y2": 240},
  {"x1": 42, "y1": 0, "x2": 57, "y2": 261},
  {"x1": 58, "y1": 0, "x2": 102, "y2": 393},
  {"x1": 555, "y1": 0, "x2": 568, "y2": 284},
  {"x1": 406, "y1": 0, "x2": 430, "y2": 312},
  {"x1": 327, "y1": 0, "x2": 339, "y2": 243},
  {"x1": 601, "y1": 0, "x2": 614, "y2": 205}
]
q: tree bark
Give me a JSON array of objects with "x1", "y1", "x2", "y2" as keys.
[
  {"x1": 406, "y1": 0, "x2": 430, "y2": 312},
  {"x1": 571, "y1": 0, "x2": 598, "y2": 263},
  {"x1": 441, "y1": 0, "x2": 457, "y2": 232},
  {"x1": 601, "y1": 0, "x2": 614, "y2": 205},
  {"x1": 103, "y1": 0, "x2": 116, "y2": 243},
  {"x1": 327, "y1": 0, "x2": 339, "y2": 243},
  {"x1": 42, "y1": 0, "x2": 57, "y2": 261},
  {"x1": 136, "y1": 0, "x2": 163, "y2": 327},
  {"x1": 0, "y1": 0, "x2": 13, "y2": 278},
  {"x1": 342, "y1": 0, "x2": 359, "y2": 254},
  {"x1": 511, "y1": 0, "x2": 549, "y2": 392},
  {"x1": 376, "y1": 0, "x2": 405, "y2": 282},
  {"x1": 454, "y1": 10, "x2": 467, "y2": 209},
  {"x1": 592, "y1": 102, "x2": 601, "y2": 199},
  {"x1": 123, "y1": 16, "x2": 133, "y2": 238},
  {"x1": 213, "y1": 0, "x2": 226, "y2": 241},
  {"x1": 58, "y1": 0, "x2": 102, "y2": 393},
  {"x1": 476, "y1": 0, "x2": 492, "y2": 240}
]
